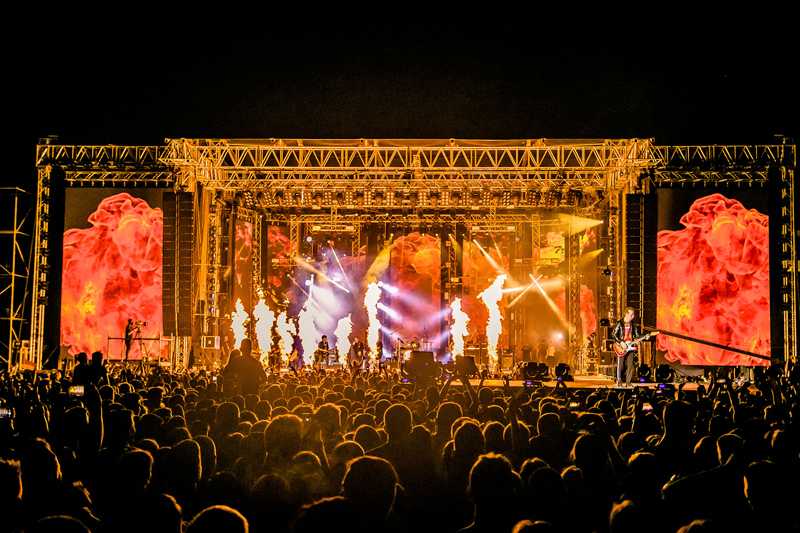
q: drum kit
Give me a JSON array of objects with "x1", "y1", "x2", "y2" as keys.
[{"x1": 393, "y1": 337, "x2": 433, "y2": 361}]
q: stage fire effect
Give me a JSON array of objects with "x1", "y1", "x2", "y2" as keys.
[
  {"x1": 61, "y1": 192, "x2": 163, "y2": 358},
  {"x1": 252, "y1": 296, "x2": 275, "y2": 363},
  {"x1": 298, "y1": 289, "x2": 320, "y2": 365},
  {"x1": 230, "y1": 298, "x2": 250, "y2": 350},
  {"x1": 478, "y1": 274, "x2": 507, "y2": 369},
  {"x1": 657, "y1": 193, "x2": 770, "y2": 366},
  {"x1": 449, "y1": 298, "x2": 470, "y2": 357},
  {"x1": 334, "y1": 314, "x2": 353, "y2": 365},
  {"x1": 364, "y1": 282, "x2": 382, "y2": 361},
  {"x1": 276, "y1": 311, "x2": 294, "y2": 365}
]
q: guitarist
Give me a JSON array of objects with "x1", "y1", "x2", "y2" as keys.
[
  {"x1": 612, "y1": 307, "x2": 640, "y2": 387},
  {"x1": 315, "y1": 335, "x2": 331, "y2": 366}
]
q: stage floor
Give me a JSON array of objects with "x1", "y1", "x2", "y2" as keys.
[{"x1": 460, "y1": 374, "x2": 699, "y2": 391}]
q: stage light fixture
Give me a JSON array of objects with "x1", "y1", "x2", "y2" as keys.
[
  {"x1": 555, "y1": 363, "x2": 573, "y2": 381},
  {"x1": 637, "y1": 364, "x2": 652, "y2": 383},
  {"x1": 655, "y1": 364, "x2": 675, "y2": 384}
]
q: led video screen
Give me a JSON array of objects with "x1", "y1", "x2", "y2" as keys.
[
  {"x1": 61, "y1": 190, "x2": 163, "y2": 359},
  {"x1": 656, "y1": 190, "x2": 770, "y2": 366}
]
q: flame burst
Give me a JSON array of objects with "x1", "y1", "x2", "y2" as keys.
[
  {"x1": 253, "y1": 296, "x2": 275, "y2": 364},
  {"x1": 230, "y1": 298, "x2": 250, "y2": 350},
  {"x1": 298, "y1": 290, "x2": 320, "y2": 365},
  {"x1": 364, "y1": 282, "x2": 382, "y2": 362},
  {"x1": 449, "y1": 298, "x2": 470, "y2": 357},
  {"x1": 334, "y1": 314, "x2": 353, "y2": 365},
  {"x1": 478, "y1": 275, "x2": 507, "y2": 369},
  {"x1": 276, "y1": 311, "x2": 295, "y2": 365}
]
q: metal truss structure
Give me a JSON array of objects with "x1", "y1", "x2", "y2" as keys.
[
  {"x1": 647, "y1": 142, "x2": 799, "y2": 363},
  {"x1": 27, "y1": 138, "x2": 797, "y2": 369},
  {"x1": 0, "y1": 189, "x2": 32, "y2": 369}
]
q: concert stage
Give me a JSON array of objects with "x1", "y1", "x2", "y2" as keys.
[{"x1": 19, "y1": 139, "x2": 796, "y2": 374}]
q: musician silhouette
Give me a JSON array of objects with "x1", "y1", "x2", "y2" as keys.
[
  {"x1": 124, "y1": 319, "x2": 139, "y2": 361},
  {"x1": 316, "y1": 335, "x2": 330, "y2": 365},
  {"x1": 612, "y1": 307, "x2": 641, "y2": 387}
]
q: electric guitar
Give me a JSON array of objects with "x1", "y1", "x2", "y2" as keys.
[
  {"x1": 314, "y1": 347, "x2": 330, "y2": 364},
  {"x1": 613, "y1": 331, "x2": 659, "y2": 357}
]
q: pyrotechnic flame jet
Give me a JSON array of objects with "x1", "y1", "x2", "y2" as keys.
[
  {"x1": 231, "y1": 298, "x2": 250, "y2": 350},
  {"x1": 478, "y1": 274, "x2": 507, "y2": 369},
  {"x1": 298, "y1": 287, "x2": 320, "y2": 365},
  {"x1": 450, "y1": 298, "x2": 470, "y2": 358},
  {"x1": 364, "y1": 282, "x2": 382, "y2": 363},
  {"x1": 334, "y1": 314, "x2": 353, "y2": 365},
  {"x1": 253, "y1": 296, "x2": 275, "y2": 364},
  {"x1": 276, "y1": 311, "x2": 294, "y2": 365}
]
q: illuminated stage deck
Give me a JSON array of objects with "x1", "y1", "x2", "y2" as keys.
[{"x1": 460, "y1": 375, "x2": 701, "y2": 391}]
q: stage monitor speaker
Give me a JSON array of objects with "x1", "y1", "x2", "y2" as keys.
[
  {"x1": 455, "y1": 355, "x2": 478, "y2": 376},
  {"x1": 406, "y1": 351, "x2": 439, "y2": 381}
]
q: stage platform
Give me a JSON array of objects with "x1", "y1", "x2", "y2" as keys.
[{"x1": 458, "y1": 375, "x2": 700, "y2": 392}]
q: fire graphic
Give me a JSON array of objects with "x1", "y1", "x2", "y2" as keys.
[
  {"x1": 449, "y1": 298, "x2": 470, "y2": 357},
  {"x1": 334, "y1": 314, "x2": 353, "y2": 365},
  {"x1": 276, "y1": 311, "x2": 295, "y2": 365},
  {"x1": 478, "y1": 274, "x2": 507, "y2": 369},
  {"x1": 253, "y1": 296, "x2": 275, "y2": 363},
  {"x1": 364, "y1": 282, "x2": 382, "y2": 362},
  {"x1": 230, "y1": 298, "x2": 250, "y2": 350},
  {"x1": 61, "y1": 193, "x2": 162, "y2": 358},
  {"x1": 657, "y1": 193, "x2": 770, "y2": 366}
]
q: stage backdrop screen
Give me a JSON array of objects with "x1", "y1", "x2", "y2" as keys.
[
  {"x1": 656, "y1": 190, "x2": 770, "y2": 366},
  {"x1": 61, "y1": 190, "x2": 163, "y2": 359}
]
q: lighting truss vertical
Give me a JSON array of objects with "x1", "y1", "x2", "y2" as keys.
[
  {"x1": 289, "y1": 219, "x2": 301, "y2": 262},
  {"x1": 607, "y1": 190, "x2": 621, "y2": 322},
  {"x1": 204, "y1": 194, "x2": 221, "y2": 339},
  {"x1": 253, "y1": 212, "x2": 262, "y2": 293},
  {"x1": 29, "y1": 166, "x2": 52, "y2": 370},
  {"x1": 0, "y1": 189, "x2": 31, "y2": 369},
  {"x1": 778, "y1": 154, "x2": 798, "y2": 363},
  {"x1": 566, "y1": 215, "x2": 581, "y2": 347}
]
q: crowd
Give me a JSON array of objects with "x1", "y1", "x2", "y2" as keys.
[{"x1": 1, "y1": 339, "x2": 799, "y2": 532}]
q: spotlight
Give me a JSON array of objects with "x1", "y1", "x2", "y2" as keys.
[
  {"x1": 637, "y1": 364, "x2": 652, "y2": 383},
  {"x1": 306, "y1": 236, "x2": 313, "y2": 243},
  {"x1": 655, "y1": 364, "x2": 675, "y2": 383},
  {"x1": 537, "y1": 362, "x2": 550, "y2": 379},
  {"x1": 520, "y1": 362, "x2": 543, "y2": 385},
  {"x1": 555, "y1": 363, "x2": 573, "y2": 381},
  {"x1": 599, "y1": 318, "x2": 610, "y2": 327},
  {"x1": 602, "y1": 267, "x2": 612, "y2": 276}
]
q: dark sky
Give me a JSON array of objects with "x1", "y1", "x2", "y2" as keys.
[{"x1": 3, "y1": 11, "x2": 797, "y2": 189}]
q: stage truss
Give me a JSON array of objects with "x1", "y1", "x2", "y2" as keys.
[{"x1": 29, "y1": 138, "x2": 797, "y2": 369}]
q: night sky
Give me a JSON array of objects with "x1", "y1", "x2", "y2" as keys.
[{"x1": 3, "y1": 11, "x2": 797, "y2": 190}]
